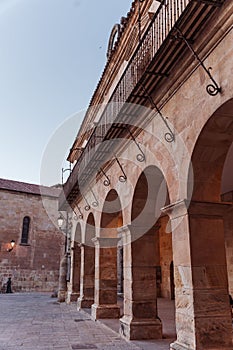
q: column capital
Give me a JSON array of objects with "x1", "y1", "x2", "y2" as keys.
[
  {"x1": 161, "y1": 199, "x2": 189, "y2": 220},
  {"x1": 117, "y1": 225, "x2": 130, "y2": 236}
]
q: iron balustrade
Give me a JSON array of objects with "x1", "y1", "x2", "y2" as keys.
[{"x1": 60, "y1": 0, "x2": 225, "y2": 208}]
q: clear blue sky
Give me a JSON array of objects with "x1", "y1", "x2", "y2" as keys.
[{"x1": 0, "y1": 0, "x2": 132, "y2": 185}]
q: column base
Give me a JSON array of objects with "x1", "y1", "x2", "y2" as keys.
[
  {"x1": 66, "y1": 292, "x2": 79, "y2": 303},
  {"x1": 77, "y1": 296, "x2": 94, "y2": 309},
  {"x1": 170, "y1": 341, "x2": 233, "y2": 350},
  {"x1": 170, "y1": 342, "x2": 192, "y2": 350},
  {"x1": 119, "y1": 316, "x2": 162, "y2": 340},
  {"x1": 91, "y1": 303, "x2": 120, "y2": 319},
  {"x1": 57, "y1": 291, "x2": 66, "y2": 303}
]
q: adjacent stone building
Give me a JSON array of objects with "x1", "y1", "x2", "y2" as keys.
[
  {"x1": 0, "y1": 178, "x2": 64, "y2": 293},
  {"x1": 59, "y1": 1, "x2": 233, "y2": 349}
]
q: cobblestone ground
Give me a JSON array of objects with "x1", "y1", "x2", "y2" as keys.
[{"x1": 0, "y1": 293, "x2": 172, "y2": 350}]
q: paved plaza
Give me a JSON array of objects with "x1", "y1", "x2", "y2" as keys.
[{"x1": 0, "y1": 293, "x2": 175, "y2": 350}]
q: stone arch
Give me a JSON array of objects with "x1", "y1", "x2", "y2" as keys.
[
  {"x1": 100, "y1": 189, "x2": 123, "y2": 235},
  {"x1": 176, "y1": 98, "x2": 233, "y2": 349},
  {"x1": 84, "y1": 212, "x2": 95, "y2": 246},
  {"x1": 131, "y1": 165, "x2": 169, "y2": 230},
  {"x1": 74, "y1": 222, "x2": 82, "y2": 243},
  {"x1": 189, "y1": 98, "x2": 233, "y2": 202},
  {"x1": 120, "y1": 165, "x2": 174, "y2": 340},
  {"x1": 189, "y1": 97, "x2": 233, "y2": 293}
]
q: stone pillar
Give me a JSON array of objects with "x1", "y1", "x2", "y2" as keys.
[
  {"x1": 77, "y1": 243, "x2": 95, "y2": 308},
  {"x1": 119, "y1": 225, "x2": 162, "y2": 340},
  {"x1": 66, "y1": 242, "x2": 81, "y2": 303},
  {"x1": 91, "y1": 237, "x2": 120, "y2": 319},
  {"x1": 57, "y1": 255, "x2": 67, "y2": 303},
  {"x1": 162, "y1": 200, "x2": 232, "y2": 350},
  {"x1": 58, "y1": 211, "x2": 72, "y2": 303},
  {"x1": 224, "y1": 205, "x2": 233, "y2": 295}
]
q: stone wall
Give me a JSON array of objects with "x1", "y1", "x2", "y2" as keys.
[{"x1": 0, "y1": 189, "x2": 64, "y2": 293}]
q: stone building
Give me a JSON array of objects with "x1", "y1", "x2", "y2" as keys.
[
  {"x1": 59, "y1": 1, "x2": 233, "y2": 349},
  {"x1": 0, "y1": 178, "x2": 64, "y2": 293}
]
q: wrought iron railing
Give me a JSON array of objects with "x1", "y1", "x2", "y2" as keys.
[{"x1": 60, "y1": 0, "x2": 225, "y2": 207}]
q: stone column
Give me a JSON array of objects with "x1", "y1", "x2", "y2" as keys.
[
  {"x1": 58, "y1": 211, "x2": 72, "y2": 303},
  {"x1": 77, "y1": 243, "x2": 95, "y2": 308},
  {"x1": 224, "y1": 205, "x2": 233, "y2": 295},
  {"x1": 162, "y1": 200, "x2": 232, "y2": 350},
  {"x1": 57, "y1": 255, "x2": 67, "y2": 303},
  {"x1": 66, "y1": 242, "x2": 81, "y2": 303},
  {"x1": 119, "y1": 225, "x2": 162, "y2": 340},
  {"x1": 91, "y1": 237, "x2": 120, "y2": 319}
]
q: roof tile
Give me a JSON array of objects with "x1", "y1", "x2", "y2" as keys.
[{"x1": 0, "y1": 178, "x2": 61, "y2": 198}]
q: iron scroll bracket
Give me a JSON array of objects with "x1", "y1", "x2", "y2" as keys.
[
  {"x1": 83, "y1": 195, "x2": 91, "y2": 211},
  {"x1": 74, "y1": 206, "x2": 83, "y2": 220},
  {"x1": 115, "y1": 157, "x2": 127, "y2": 182},
  {"x1": 174, "y1": 27, "x2": 221, "y2": 96},
  {"x1": 125, "y1": 126, "x2": 145, "y2": 162},
  {"x1": 89, "y1": 187, "x2": 99, "y2": 207},
  {"x1": 100, "y1": 168, "x2": 111, "y2": 186},
  {"x1": 140, "y1": 84, "x2": 175, "y2": 143}
]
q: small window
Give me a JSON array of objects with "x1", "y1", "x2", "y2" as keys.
[{"x1": 21, "y1": 216, "x2": 30, "y2": 244}]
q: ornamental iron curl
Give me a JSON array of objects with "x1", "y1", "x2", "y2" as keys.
[
  {"x1": 100, "y1": 168, "x2": 111, "y2": 186},
  {"x1": 140, "y1": 84, "x2": 175, "y2": 143},
  {"x1": 115, "y1": 157, "x2": 127, "y2": 182},
  {"x1": 74, "y1": 206, "x2": 83, "y2": 220},
  {"x1": 83, "y1": 195, "x2": 91, "y2": 211},
  {"x1": 126, "y1": 126, "x2": 146, "y2": 162},
  {"x1": 89, "y1": 187, "x2": 99, "y2": 207},
  {"x1": 174, "y1": 27, "x2": 221, "y2": 96}
]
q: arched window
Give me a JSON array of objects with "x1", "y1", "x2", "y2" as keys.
[{"x1": 21, "y1": 216, "x2": 30, "y2": 244}]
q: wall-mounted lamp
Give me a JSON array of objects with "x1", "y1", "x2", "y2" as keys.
[
  {"x1": 57, "y1": 212, "x2": 71, "y2": 254},
  {"x1": 57, "y1": 212, "x2": 72, "y2": 283},
  {"x1": 57, "y1": 213, "x2": 65, "y2": 230},
  {"x1": 7, "y1": 240, "x2": 16, "y2": 252}
]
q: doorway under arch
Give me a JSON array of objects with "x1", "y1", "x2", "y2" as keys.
[
  {"x1": 120, "y1": 165, "x2": 175, "y2": 341},
  {"x1": 77, "y1": 213, "x2": 95, "y2": 309},
  {"x1": 91, "y1": 189, "x2": 123, "y2": 320},
  {"x1": 182, "y1": 98, "x2": 233, "y2": 349}
]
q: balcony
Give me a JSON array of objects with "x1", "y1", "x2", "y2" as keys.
[{"x1": 59, "y1": 0, "x2": 225, "y2": 210}]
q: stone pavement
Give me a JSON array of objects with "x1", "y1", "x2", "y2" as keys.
[{"x1": 0, "y1": 293, "x2": 174, "y2": 350}]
